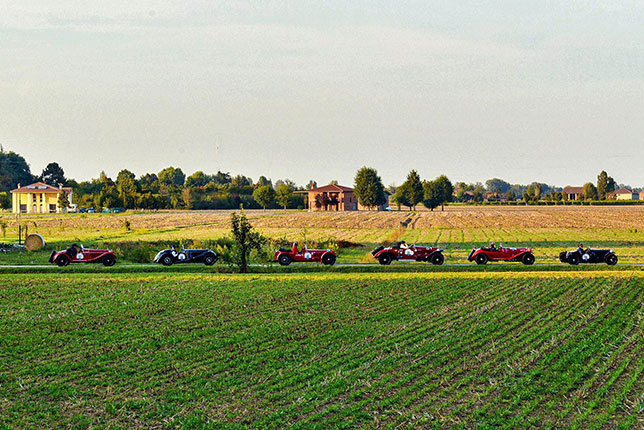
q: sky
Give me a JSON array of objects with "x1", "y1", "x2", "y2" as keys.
[{"x1": 1, "y1": 0, "x2": 643, "y2": 187}]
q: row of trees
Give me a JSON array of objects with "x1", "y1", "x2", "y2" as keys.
[{"x1": 390, "y1": 170, "x2": 454, "y2": 211}]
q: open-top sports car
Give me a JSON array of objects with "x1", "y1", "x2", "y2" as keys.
[
  {"x1": 559, "y1": 247, "x2": 617, "y2": 265},
  {"x1": 372, "y1": 241, "x2": 444, "y2": 265},
  {"x1": 274, "y1": 243, "x2": 336, "y2": 266},
  {"x1": 49, "y1": 245, "x2": 117, "y2": 267},
  {"x1": 154, "y1": 246, "x2": 218, "y2": 266},
  {"x1": 468, "y1": 244, "x2": 535, "y2": 265}
]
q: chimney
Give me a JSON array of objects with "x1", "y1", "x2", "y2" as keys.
[
  {"x1": 58, "y1": 183, "x2": 63, "y2": 189},
  {"x1": 17, "y1": 183, "x2": 21, "y2": 189}
]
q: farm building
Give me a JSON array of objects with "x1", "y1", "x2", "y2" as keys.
[
  {"x1": 10, "y1": 182, "x2": 74, "y2": 213},
  {"x1": 300, "y1": 184, "x2": 388, "y2": 211},
  {"x1": 562, "y1": 186, "x2": 583, "y2": 200},
  {"x1": 609, "y1": 187, "x2": 639, "y2": 200}
]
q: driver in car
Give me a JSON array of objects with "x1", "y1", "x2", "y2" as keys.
[
  {"x1": 489, "y1": 242, "x2": 497, "y2": 251},
  {"x1": 292, "y1": 242, "x2": 299, "y2": 254},
  {"x1": 66, "y1": 244, "x2": 78, "y2": 258}
]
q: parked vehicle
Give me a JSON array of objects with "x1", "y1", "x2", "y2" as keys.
[
  {"x1": 49, "y1": 244, "x2": 117, "y2": 267},
  {"x1": 372, "y1": 241, "x2": 444, "y2": 265},
  {"x1": 154, "y1": 245, "x2": 218, "y2": 266},
  {"x1": 559, "y1": 247, "x2": 617, "y2": 265},
  {"x1": 468, "y1": 243, "x2": 535, "y2": 265},
  {"x1": 273, "y1": 243, "x2": 336, "y2": 266}
]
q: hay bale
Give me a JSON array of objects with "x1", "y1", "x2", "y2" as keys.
[{"x1": 25, "y1": 234, "x2": 45, "y2": 251}]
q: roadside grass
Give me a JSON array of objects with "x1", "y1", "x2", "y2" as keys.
[{"x1": 2, "y1": 272, "x2": 644, "y2": 428}]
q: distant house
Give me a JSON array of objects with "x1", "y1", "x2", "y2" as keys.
[
  {"x1": 10, "y1": 182, "x2": 74, "y2": 214},
  {"x1": 300, "y1": 184, "x2": 387, "y2": 211},
  {"x1": 609, "y1": 187, "x2": 638, "y2": 200},
  {"x1": 562, "y1": 186, "x2": 583, "y2": 201}
]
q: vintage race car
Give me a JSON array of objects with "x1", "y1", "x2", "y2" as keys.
[
  {"x1": 559, "y1": 248, "x2": 617, "y2": 265},
  {"x1": 49, "y1": 246, "x2": 117, "y2": 267},
  {"x1": 274, "y1": 245, "x2": 336, "y2": 266},
  {"x1": 154, "y1": 246, "x2": 218, "y2": 266},
  {"x1": 371, "y1": 242, "x2": 444, "y2": 265},
  {"x1": 468, "y1": 245, "x2": 535, "y2": 265}
]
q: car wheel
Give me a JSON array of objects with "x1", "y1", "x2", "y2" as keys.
[
  {"x1": 378, "y1": 253, "x2": 393, "y2": 265},
  {"x1": 278, "y1": 254, "x2": 291, "y2": 266},
  {"x1": 322, "y1": 253, "x2": 336, "y2": 266},
  {"x1": 605, "y1": 253, "x2": 618, "y2": 266},
  {"x1": 162, "y1": 256, "x2": 174, "y2": 266},
  {"x1": 55, "y1": 254, "x2": 70, "y2": 267},
  {"x1": 430, "y1": 253, "x2": 444, "y2": 265},
  {"x1": 475, "y1": 254, "x2": 488, "y2": 265},
  {"x1": 568, "y1": 253, "x2": 580, "y2": 265},
  {"x1": 102, "y1": 255, "x2": 116, "y2": 267},
  {"x1": 204, "y1": 254, "x2": 217, "y2": 266},
  {"x1": 522, "y1": 253, "x2": 535, "y2": 265}
]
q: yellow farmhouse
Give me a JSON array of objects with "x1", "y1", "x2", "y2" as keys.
[{"x1": 10, "y1": 182, "x2": 74, "y2": 214}]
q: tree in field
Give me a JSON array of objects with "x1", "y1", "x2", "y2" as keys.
[
  {"x1": 57, "y1": 190, "x2": 70, "y2": 212},
  {"x1": 597, "y1": 171, "x2": 616, "y2": 200},
  {"x1": 402, "y1": 170, "x2": 423, "y2": 210},
  {"x1": 158, "y1": 167, "x2": 185, "y2": 187},
  {"x1": 582, "y1": 182, "x2": 598, "y2": 200},
  {"x1": 392, "y1": 183, "x2": 412, "y2": 210},
  {"x1": 230, "y1": 210, "x2": 265, "y2": 273},
  {"x1": 434, "y1": 175, "x2": 454, "y2": 211},
  {"x1": 276, "y1": 183, "x2": 293, "y2": 209},
  {"x1": 253, "y1": 185, "x2": 275, "y2": 210},
  {"x1": 353, "y1": 167, "x2": 386, "y2": 210},
  {"x1": 116, "y1": 169, "x2": 137, "y2": 208},
  {"x1": 505, "y1": 189, "x2": 516, "y2": 201},
  {"x1": 40, "y1": 162, "x2": 66, "y2": 186},
  {"x1": 422, "y1": 180, "x2": 441, "y2": 211},
  {"x1": 0, "y1": 148, "x2": 34, "y2": 192}
]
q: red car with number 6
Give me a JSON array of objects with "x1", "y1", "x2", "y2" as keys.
[{"x1": 274, "y1": 243, "x2": 337, "y2": 266}]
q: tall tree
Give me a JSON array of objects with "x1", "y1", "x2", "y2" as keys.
[
  {"x1": 485, "y1": 178, "x2": 511, "y2": 194},
  {"x1": 422, "y1": 180, "x2": 441, "y2": 211},
  {"x1": 353, "y1": 167, "x2": 386, "y2": 210},
  {"x1": 158, "y1": 167, "x2": 185, "y2": 187},
  {"x1": 402, "y1": 170, "x2": 423, "y2": 210},
  {"x1": 40, "y1": 162, "x2": 66, "y2": 186},
  {"x1": 434, "y1": 175, "x2": 454, "y2": 211},
  {"x1": 275, "y1": 183, "x2": 293, "y2": 209},
  {"x1": 0, "y1": 148, "x2": 34, "y2": 191},
  {"x1": 185, "y1": 171, "x2": 209, "y2": 187},
  {"x1": 253, "y1": 185, "x2": 275, "y2": 210},
  {"x1": 116, "y1": 169, "x2": 137, "y2": 208},
  {"x1": 582, "y1": 182, "x2": 598, "y2": 200},
  {"x1": 230, "y1": 210, "x2": 265, "y2": 273},
  {"x1": 597, "y1": 171, "x2": 616, "y2": 200}
]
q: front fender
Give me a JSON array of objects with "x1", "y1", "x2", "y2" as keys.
[{"x1": 154, "y1": 250, "x2": 173, "y2": 263}]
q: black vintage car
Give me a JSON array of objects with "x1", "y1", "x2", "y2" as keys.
[
  {"x1": 154, "y1": 246, "x2": 218, "y2": 266},
  {"x1": 559, "y1": 248, "x2": 618, "y2": 266}
]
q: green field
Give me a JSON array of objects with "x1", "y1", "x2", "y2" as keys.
[{"x1": 3, "y1": 271, "x2": 644, "y2": 428}]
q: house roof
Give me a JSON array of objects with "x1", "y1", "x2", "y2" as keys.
[
  {"x1": 10, "y1": 182, "x2": 72, "y2": 194},
  {"x1": 613, "y1": 187, "x2": 634, "y2": 194},
  {"x1": 562, "y1": 186, "x2": 583, "y2": 194},
  {"x1": 307, "y1": 184, "x2": 354, "y2": 193}
]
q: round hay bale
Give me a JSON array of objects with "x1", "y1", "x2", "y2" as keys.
[{"x1": 25, "y1": 234, "x2": 46, "y2": 251}]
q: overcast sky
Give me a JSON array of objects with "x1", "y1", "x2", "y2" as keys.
[{"x1": 1, "y1": 1, "x2": 643, "y2": 187}]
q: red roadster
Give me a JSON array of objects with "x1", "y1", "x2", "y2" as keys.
[
  {"x1": 49, "y1": 244, "x2": 117, "y2": 267},
  {"x1": 372, "y1": 241, "x2": 445, "y2": 265},
  {"x1": 468, "y1": 243, "x2": 535, "y2": 265},
  {"x1": 274, "y1": 243, "x2": 336, "y2": 266}
]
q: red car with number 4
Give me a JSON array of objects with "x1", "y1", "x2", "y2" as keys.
[
  {"x1": 468, "y1": 243, "x2": 535, "y2": 265},
  {"x1": 274, "y1": 243, "x2": 337, "y2": 266},
  {"x1": 372, "y1": 241, "x2": 445, "y2": 265}
]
